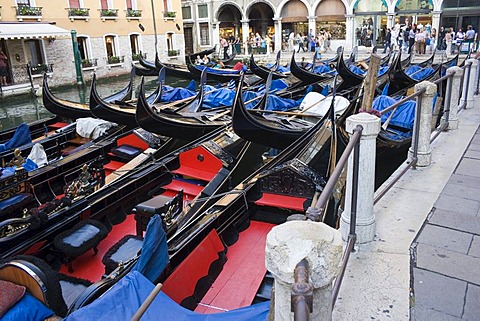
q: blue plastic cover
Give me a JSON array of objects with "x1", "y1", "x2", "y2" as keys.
[
  {"x1": 372, "y1": 95, "x2": 417, "y2": 129},
  {"x1": 265, "y1": 63, "x2": 290, "y2": 73},
  {"x1": 65, "y1": 271, "x2": 269, "y2": 321},
  {"x1": 194, "y1": 65, "x2": 241, "y2": 75},
  {"x1": 0, "y1": 123, "x2": 32, "y2": 153},
  {"x1": 313, "y1": 64, "x2": 333, "y2": 74},
  {"x1": 186, "y1": 80, "x2": 197, "y2": 91},
  {"x1": 405, "y1": 65, "x2": 435, "y2": 80},
  {"x1": 349, "y1": 65, "x2": 366, "y2": 75},
  {"x1": 1, "y1": 292, "x2": 54, "y2": 321},
  {"x1": 265, "y1": 95, "x2": 300, "y2": 111},
  {"x1": 132, "y1": 214, "x2": 168, "y2": 283},
  {"x1": 243, "y1": 91, "x2": 261, "y2": 109},
  {"x1": 203, "y1": 88, "x2": 236, "y2": 108},
  {"x1": 378, "y1": 66, "x2": 389, "y2": 76},
  {"x1": 162, "y1": 87, "x2": 196, "y2": 102}
]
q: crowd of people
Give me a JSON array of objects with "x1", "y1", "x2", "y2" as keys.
[{"x1": 286, "y1": 29, "x2": 333, "y2": 57}]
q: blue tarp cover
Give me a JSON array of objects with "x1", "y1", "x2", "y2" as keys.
[
  {"x1": 194, "y1": 65, "x2": 241, "y2": 75},
  {"x1": 373, "y1": 95, "x2": 417, "y2": 129},
  {"x1": 132, "y1": 214, "x2": 168, "y2": 283},
  {"x1": 65, "y1": 271, "x2": 269, "y2": 321},
  {"x1": 0, "y1": 123, "x2": 32, "y2": 153},
  {"x1": 405, "y1": 65, "x2": 435, "y2": 81},
  {"x1": 265, "y1": 63, "x2": 290, "y2": 73},
  {"x1": 203, "y1": 88, "x2": 236, "y2": 107},
  {"x1": 313, "y1": 64, "x2": 334, "y2": 74},
  {"x1": 349, "y1": 65, "x2": 366, "y2": 75},
  {"x1": 162, "y1": 87, "x2": 196, "y2": 102}
]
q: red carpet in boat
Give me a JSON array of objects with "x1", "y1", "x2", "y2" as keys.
[
  {"x1": 163, "y1": 179, "x2": 205, "y2": 198},
  {"x1": 59, "y1": 214, "x2": 137, "y2": 282},
  {"x1": 48, "y1": 122, "x2": 70, "y2": 129},
  {"x1": 195, "y1": 221, "x2": 275, "y2": 314},
  {"x1": 254, "y1": 193, "x2": 306, "y2": 212},
  {"x1": 172, "y1": 146, "x2": 223, "y2": 181}
]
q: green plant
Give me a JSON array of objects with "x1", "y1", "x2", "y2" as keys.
[
  {"x1": 131, "y1": 53, "x2": 145, "y2": 61},
  {"x1": 126, "y1": 9, "x2": 141, "y2": 17},
  {"x1": 82, "y1": 59, "x2": 93, "y2": 67},
  {"x1": 101, "y1": 9, "x2": 117, "y2": 17},
  {"x1": 108, "y1": 56, "x2": 120, "y2": 64},
  {"x1": 69, "y1": 8, "x2": 89, "y2": 16},
  {"x1": 18, "y1": 6, "x2": 41, "y2": 16},
  {"x1": 167, "y1": 50, "x2": 179, "y2": 57},
  {"x1": 164, "y1": 11, "x2": 176, "y2": 18}
]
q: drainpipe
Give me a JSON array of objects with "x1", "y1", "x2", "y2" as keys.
[
  {"x1": 151, "y1": 0, "x2": 158, "y2": 57},
  {"x1": 71, "y1": 30, "x2": 84, "y2": 85}
]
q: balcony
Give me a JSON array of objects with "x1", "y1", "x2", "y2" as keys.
[
  {"x1": 131, "y1": 53, "x2": 146, "y2": 61},
  {"x1": 15, "y1": 6, "x2": 42, "y2": 21},
  {"x1": 126, "y1": 9, "x2": 142, "y2": 20},
  {"x1": 67, "y1": 7, "x2": 90, "y2": 21},
  {"x1": 29, "y1": 63, "x2": 53, "y2": 76},
  {"x1": 107, "y1": 55, "x2": 124, "y2": 65},
  {"x1": 163, "y1": 11, "x2": 176, "y2": 20},
  {"x1": 100, "y1": 8, "x2": 118, "y2": 21},
  {"x1": 81, "y1": 58, "x2": 97, "y2": 69},
  {"x1": 167, "y1": 50, "x2": 179, "y2": 57}
]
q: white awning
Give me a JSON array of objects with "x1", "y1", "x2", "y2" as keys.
[{"x1": 0, "y1": 23, "x2": 71, "y2": 40}]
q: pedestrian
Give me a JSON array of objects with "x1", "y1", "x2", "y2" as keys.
[
  {"x1": 220, "y1": 37, "x2": 229, "y2": 59},
  {"x1": 324, "y1": 30, "x2": 332, "y2": 51},
  {"x1": 466, "y1": 25, "x2": 475, "y2": 40},
  {"x1": 445, "y1": 28, "x2": 454, "y2": 54},
  {"x1": 391, "y1": 25, "x2": 399, "y2": 51},
  {"x1": 0, "y1": 49, "x2": 8, "y2": 86},
  {"x1": 296, "y1": 33, "x2": 306, "y2": 52},
  {"x1": 437, "y1": 26, "x2": 446, "y2": 50},
  {"x1": 383, "y1": 28, "x2": 391, "y2": 53},
  {"x1": 310, "y1": 36, "x2": 316, "y2": 52},
  {"x1": 288, "y1": 32, "x2": 295, "y2": 52},
  {"x1": 455, "y1": 28, "x2": 465, "y2": 52},
  {"x1": 408, "y1": 24, "x2": 416, "y2": 54},
  {"x1": 414, "y1": 27, "x2": 426, "y2": 54}
]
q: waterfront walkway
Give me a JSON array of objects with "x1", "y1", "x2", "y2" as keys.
[{"x1": 332, "y1": 96, "x2": 480, "y2": 319}]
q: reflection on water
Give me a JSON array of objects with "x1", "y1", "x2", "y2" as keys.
[{"x1": 0, "y1": 74, "x2": 192, "y2": 131}]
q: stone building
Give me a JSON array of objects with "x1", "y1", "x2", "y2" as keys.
[
  {"x1": 0, "y1": 0, "x2": 184, "y2": 89},
  {"x1": 181, "y1": 0, "x2": 479, "y2": 55}
]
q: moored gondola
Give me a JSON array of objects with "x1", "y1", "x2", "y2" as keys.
[
  {"x1": 185, "y1": 45, "x2": 217, "y2": 64},
  {"x1": 249, "y1": 52, "x2": 288, "y2": 80},
  {"x1": 290, "y1": 51, "x2": 335, "y2": 84},
  {"x1": 42, "y1": 71, "x2": 134, "y2": 120}
]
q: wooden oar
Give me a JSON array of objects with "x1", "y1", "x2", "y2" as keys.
[
  {"x1": 206, "y1": 109, "x2": 231, "y2": 121},
  {"x1": 131, "y1": 283, "x2": 163, "y2": 321},
  {"x1": 248, "y1": 109, "x2": 323, "y2": 118},
  {"x1": 155, "y1": 88, "x2": 220, "y2": 111},
  {"x1": 381, "y1": 106, "x2": 399, "y2": 130}
]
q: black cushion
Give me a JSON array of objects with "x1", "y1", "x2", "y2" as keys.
[
  {"x1": 102, "y1": 235, "x2": 143, "y2": 274},
  {"x1": 54, "y1": 220, "x2": 108, "y2": 258},
  {"x1": 134, "y1": 195, "x2": 173, "y2": 215}
]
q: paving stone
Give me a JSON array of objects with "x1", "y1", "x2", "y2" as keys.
[
  {"x1": 468, "y1": 236, "x2": 480, "y2": 258},
  {"x1": 441, "y1": 183, "x2": 480, "y2": 202},
  {"x1": 411, "y1": 306, "x2": 462, "y2": 321},
  {"x1": 434, "y1": 195, "x2": 480, "y2": 216},
  {"x1": 416, "y1": 243, "x2": 480, "y2": 285},
  {"x1": 471, "y1": 135, "x2": 480, "y2": 145},
  {"x1": 416, "y1": 224, "x2": 472, "y2": 254},
  {"x1": 463, "y1": 283, "x2": 480, "y2": 321},
  {"x1": 465, "y1": 149, "x2": 480, "y2": 159},
  {"x1": 448, "y1": 174, "x2": 480, "y2": 190},
  {"x1": 412, "y1": 268, "x2": 466, "y2": 317},
  {"x1": 430, "y1": 209, "x2": 480, "y2": 234},
  {"x1": 456, "y1": 158, "x2": 480, "y2": 178},
  {"x1": 468, "y1": 143, "x2": 480, "y2": 152}
]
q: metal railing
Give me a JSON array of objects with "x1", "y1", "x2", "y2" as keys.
[
  {"x1": 100, "y1": 8, "x2": 118, "y2": 17},
  {"x1": 29, "y1": 63, "x2": 53, "y2": 75},
  {"x1": 81, "y1": 58, "x2": 97, "y2": 68},
  {"x1": 67, "y1": 7, "x2": 89, "y2": 17},
  {"x1": 374, "y1": 57, "x2": 479, "y2": 205},
  {"x1": 15, "y1": 5, "x2": 42, "y2": 16}
]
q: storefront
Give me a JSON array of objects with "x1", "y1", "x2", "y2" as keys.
[
  {"x1": 395, "y1": 0, "x2": 433, "y2": 29},
  {"x1": 280, "y1": 0, "x2": 308, "y2": 49},
  {"x1": 353, "y1": 0, "x2": 388, "y2": 47},
  {"x1": 315, "y1": 0, "x2": 346, "y2": 40},
  {"x1": 441, "y1": 0, "x2": 480, "y2": 35}
]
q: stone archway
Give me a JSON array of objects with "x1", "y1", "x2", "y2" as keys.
[
  {"x1": 247, "y1": 2, "x2": 275, "y2": 40},
  {"x1": 217, "y1": 4, "x2": 243, "y2": 40}
]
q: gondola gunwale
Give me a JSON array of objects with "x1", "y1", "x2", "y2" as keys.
[
  {"x1": 249, "y1": 53, "x2": 288, "y2": 80},
  {"x1": 289, "y1": 51, "x2": 335, "y2": 84}
]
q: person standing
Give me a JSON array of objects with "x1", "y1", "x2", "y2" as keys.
[
  {"x1": 466, "y1": 25, "x2": 475, "y2": 40},
  {"x1": 296, "y1": 33, "x2": 306, "y2": 52},
  {"x1": 455, "y1": 28, "x2": 465, "y2": 53},
  {"x1": 220, "y1": 37, "x2": 229, "y2": 59},
  {"x1": 288, "y1": 32, "x2": 295, "y2": 52},
  {"x1": 391, "y1": 25, "x2": 399, "y2": 51},
  {"x1": 383, "y1": 28, "x2": 392, "y2": 53},
  {"x1": 437, "y1": 26, "x2": 446, "y2": 50},
  {"x1": 445, "y1": 28, "x2": 454, "y2": 54},
  {"x1": 0, "y1": 49, "x2": 8, "y2": 86},
  {"x1": 408, "y1": 24, "x2": 416, "y2": 54}
]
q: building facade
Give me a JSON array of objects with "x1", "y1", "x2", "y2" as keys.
[
  {"x1": 0, "y1": 0, "x2": 184, "y2": 87},
  {"x1": 181, "y1": 0, "x2": 479, "y2": 54}
]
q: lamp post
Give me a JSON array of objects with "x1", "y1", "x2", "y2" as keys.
[
  {"x1": 151, "y1": 0, "x2": 158, "y2": 57},
  {"x1": 71, "y1": 30, "x2": 84, "y2": 85}
]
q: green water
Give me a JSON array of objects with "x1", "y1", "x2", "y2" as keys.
[{"x1": 0, "y1": 74, "x2": 191, "y2": 131}]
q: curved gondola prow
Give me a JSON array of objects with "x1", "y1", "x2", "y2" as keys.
[
  {"x1": 152, "y1": 67, "x2": 167, "y2": 104},
  {"x1": 138, "y1": 51, "x2": 156, "y2": 70},
  {"x1": 177, "y1": 68, "x2": 208, "y2": 113},
  {"x1": 155, "y1": 52, "x2": 162, "y2": 70},
  {"x1": 220, "y1": 45, "x2": 236, "y2": 65},
  {"x1": 290, "y1": 52, "x2": 334, "y2": 84}
]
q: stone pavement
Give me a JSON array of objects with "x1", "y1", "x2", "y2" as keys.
[{"x1": 332, "y1": 91, "x2": 480, "y2": 319}]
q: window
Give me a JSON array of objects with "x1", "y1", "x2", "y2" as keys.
[
  {"x1": 199, "y1": 22, "x2": 209, "y2": 45},
  {"x1": 77, "y1": 36, "x2": 89, "y2": 60},
  {"x1": 101, "y1": 0, "x2": 108, "y2": 10},
  {"x1": 198, "y1": 4, "x2": 208, "y2": 19},
  {"x1": 69, "y1": 0, "x2": 80, "y2": 8},
  {"x1": 126, "y1": 0, "x2": 132, "y2": 10},
  {"x1": 182, "y1": 7, "x2": 191, "y2": 19},
  {"x1": 105, "y1": 35, "x2": 122, "y2": 64},
  {"x1": 24, "y1": 39, "x2": 44, "y2": 66},
  {"x1": 16, "y1": 0, "x2": 31, "y2": 5},
  {"x1": 163, "y1": 0, "x2": 172, "y2": 12},
  {"x1": 130, "y1": 34, "x2": 140, "y2": 54}
]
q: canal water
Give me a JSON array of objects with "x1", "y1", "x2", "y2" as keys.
[{"x1": 0, "y1": 74, "x2": 190, "y2": 131}]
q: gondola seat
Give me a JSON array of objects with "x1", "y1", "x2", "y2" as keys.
[
  {"x1": 53, "y1": 220, "x2": 108, "y2": 273},
  {"x1": 109, "y1": 144, "x2": 143, "y2": 162},
  {"x1": 101, "y1": 235, "x2": 143, "y2": 275},
  {"x1": 133, "y1": 194, "x2": 174, "y2": 235},
  {"x1": 0, "y1": 193, "x2": 34, "y2": 219}
]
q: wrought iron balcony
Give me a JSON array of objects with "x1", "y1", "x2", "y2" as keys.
[
  {"x1": 81, "y1": 58, "x2": 97, "y2": 68},
  {"x1": 16, "y1": 5, "x2": 42, "y2": 17},
  {"x1": 29, "y1": 63, "x2": 53, "y2": 75},
  {"x1": 68, "y1": 7, "x2": 89, "y2": 17},
  {"x1": 107, "y1": 55, "x2": 124, "y2": 64},
  {"x1": 126, "y1": 9, "x2": 142, "y2": 18},
  {"x1": 100, "y1": 9, "x2": 118, "y2": 18},
  {"x1": 163, "y1": 11, "x2": 176, "y2": 19},
  {"x1": 131, "y1": 53, "x2": 146, "y2": 61}
]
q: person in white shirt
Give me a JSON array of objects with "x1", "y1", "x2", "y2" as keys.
[
  {"x1": 391, "y1": 25, "x2": 399, "y2": 51},
  {"x1": 466, "y1": 25, "x2": 475, "y2": 40},
  {"x1": 455, "y1": 28, "x2": 465, "y2": 52}
]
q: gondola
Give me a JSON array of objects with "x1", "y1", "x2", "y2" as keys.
[
  {"x1": 42, "y1": 71, "x2": 134, "y2": 120},
  {"x1": 0, "y1": 122, "x2": 268, "y2": 319},
  {"x1": 219, "y1": 44, "x2": 237, "y2": 66},
  {"x1": 290, "y1": 51, "x2": 335, "y2": 84},
  {"x1": 386, "y1": 51, "x2": 442, "y2": 95},
  {"x1": 186, "y1": 61, "x2": 243, "y2": 83},
  {"x1": 89, "y1": 70, "x2": 164, "y2": 128},
  {"x1": 138, "y1": 51, "x2": 156, "y2": 70},
  {"x1": 249, "y1": 52, "x2": 288, "y2": 80},
  {"x1": 136, "y1": 69, "x2": 231, "y2": 140},
  {"x1": 185, "y1": 45, "x2": 217, "y2": 64}
]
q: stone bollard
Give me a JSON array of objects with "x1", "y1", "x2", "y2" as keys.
[
  {"x1": 408, "y1": 81, "x2": 437, "y2": 167},
  {"x1": 265, "y1": 221, "x2": 343, "y2": 321},
  {"x1": 443, "y1": 67, "x2": 462, "y2": 130},
  {"x1": 340, "y1": 113, "x2": 380, "y2": 243},
  {"x1": 460, "y1": 61, "x2": 473, "y2": 108},
  {"x1": 466, "y1": 59, "x2": 479, "y2": 108}
]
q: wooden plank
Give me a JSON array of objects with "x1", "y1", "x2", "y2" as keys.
[
  {"x1": 361, "y1": 54, "x2": 381, "y2": 112},
  {"x1": 104, "y1": 148, "x2": 155, "y2": 184}
]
